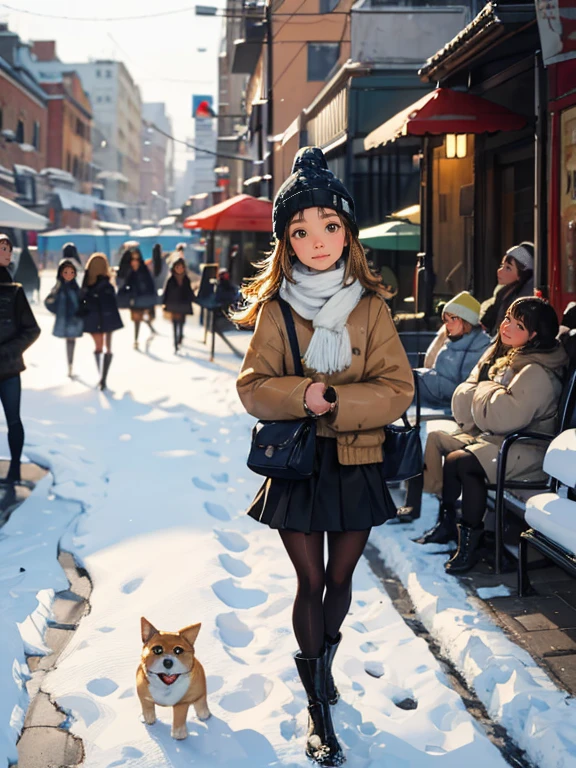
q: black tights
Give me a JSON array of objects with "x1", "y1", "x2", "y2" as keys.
[
  {"x1": 0, "y1": 375, "x2": 24, "y2": 481},
  {"x1": 279, "y1": 529, "x2": 370, "y2": 658},
  {"x1": 443, "y1": 450, "x2": 487, "y2": 528},
  {"x1": 173, "y1": 319, "x2": 185, "y2": 349}
]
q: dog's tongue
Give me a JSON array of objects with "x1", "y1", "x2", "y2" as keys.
[{"x1": 158, "y1": 673, "x2": 179, "y2": 686}]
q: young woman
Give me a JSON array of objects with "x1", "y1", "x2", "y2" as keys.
[
  {"x1": 45, "y1": 258, "x2": 84, "y2": 377},
  {"x1": 235, "y1": 147, "x2": 414, "y2": 766},
  {"x1": 162, "y1": 257, "x2": 196, "y2": 353},
  {"x1": 0, "y1": 235, "x2": 40, "y2": 485},
  {"x1": 117, "y1": 246, "x2": 158, "y2": 350},
  {"x1": 416, "y1": 297, "x2": 568, "y2": 573},
  {"x1": 479, "y1": 242, "x2": 534, "y2": 337},
  {"x1": 393, "y1": 291, "x2": 490, "y2": 523},
  {"x1": 80, "y1": 253, "x2": 123, "y2": 390}
]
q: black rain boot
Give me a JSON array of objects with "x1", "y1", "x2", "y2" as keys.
[
  {"x1": 94, "y1": 351, "x2": 102, "y2": 376},
  {"x1": 294, "y1": 651, "x2": 345, "y2": 766},
  {"x1": 66, "y1": 339, "x2": 75, "y2": 378},
  {"x1": 173, "y1": 321, "x2": 180, "y2": 353},
  {"x1": 325, "y1": 633, "x2": 341, "y2": 705},
  {"x1": 444, "y1": 523, "x2": 483, "y2": 574},
  {"x1": 99, "y1": 353, "x2": 113, "y2": 391},
  {"x1": 414, "y1": 502, "x2": 457, "y2": 545},
  {"x1": 134, "y1": 321, "x2": 140, "y2": 350},
  {"x1": 178, "y1": 321, "x2": 184, "y2": 347}
]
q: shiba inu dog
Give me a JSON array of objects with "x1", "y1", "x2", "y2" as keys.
[{"x1": 136, "y1": 617, "x2": 211, "y2": 739}]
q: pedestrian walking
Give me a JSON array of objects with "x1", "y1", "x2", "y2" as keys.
[
  {"x1": 44, "y1": 258, "x2": 84, "y2": 378},
  {"x1": 235, "y1": 147, "x2": 414, "y2": 766},
  {"x1": 162, "y1": 256, "x2": 196, "y2": 353},
  {"x1": 79, "y1": 253, "x2": 123, "y2": 390},
  {"x1": 117, "y1": 246, "x2": 158, "y2": 350},
  {"x1": 0, "y1": 235, "x2": 41, "y2": 486},
  {"x1": 62, "y1": 242, "x2": 82, "y2": 268}
]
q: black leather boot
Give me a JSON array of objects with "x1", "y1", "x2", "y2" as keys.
[
  {"x1": 94, "y1": 350, "x2": 102, "y2": 375},
  {"x1": 325, "y1": 633, "x2": 341, "y2": 705},
  {"x1": 445, "y1": 524, "x2": 483, "y2": 574},
  {"x1": 414, "y1": 503, "x2": 457, "y2": 545},
  {"x1": 99, "y1": 353, "x2": 113, "y2": 391},
  {"x1": 294, "y1": 651, "x2": 345, "y2": 766}
]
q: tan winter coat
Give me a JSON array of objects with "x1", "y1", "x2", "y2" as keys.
[
  {"x1": 237, "y1": 293, "x2": 414, "y2": 465},
  {"x1": 423, "y1": 344, "x2": 569, "y2": 494}
]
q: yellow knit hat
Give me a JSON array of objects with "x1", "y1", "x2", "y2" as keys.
[{"x1": 443, "y1": 291, "x2": 481, "y2": 326}]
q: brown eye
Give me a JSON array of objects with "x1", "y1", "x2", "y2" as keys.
[
  {"x1": 152, "y1": 645, "x2": 163, "y2": 655},
  {"x1": 174, "y1": 646, "x2": 184, "y2": 655}
]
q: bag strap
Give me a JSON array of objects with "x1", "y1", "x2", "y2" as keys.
[{"x1": 277, "y1": 297, "x2": 304, "y2": 377}]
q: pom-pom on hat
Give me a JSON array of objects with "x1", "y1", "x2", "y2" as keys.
[
  {"x1": 273, "y1": 146, "x2": 357, "y2": 240},
  {"x1": 442, "y1": 291, "x2": 481, "y2": 326}
]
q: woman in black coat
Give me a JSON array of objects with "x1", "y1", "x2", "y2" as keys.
[
  {"x1": 0, "y1": 235, "x2": 40, "y2": 485},
  {"x1": 117, "y1": 246, "x2": 157, "y2": 350},
  {"x1": 80, "y1": 252, "x2": 123, "y2": 390},
  {"x1": 162, "y1": 257, "x2": 195, "y2": 353}
]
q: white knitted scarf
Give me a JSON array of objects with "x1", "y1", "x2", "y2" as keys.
[{"x1": 279, "y1": 261, "x2": 364, "y2": 374}]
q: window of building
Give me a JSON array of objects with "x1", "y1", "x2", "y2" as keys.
[
  {"x1": 320, "y1": 0, "x2": 339, "y2": 12},
  {"x1": 72, "y1": 156, "x2": 79, "y2": 178},
  {"x1": 66, "y1": 152, "x2": 71, "y2": 172},
  {"x1": 32, "y1": 121, "x2": 40, "y2": 150},
  {"x1": 16, "y1": 119, "x2": 24, "y2": 143},
  {"x1": 96, "y1": 69, "x2": 101, "y2": 78},
  {"x1": 105, "y1": 95, "x2": 111, "y2": 103},
  {"x1": 106, "y1": 69, "x2": 112, "y2": 78},
  {"x1": 307, "y1": 43, "x2": 340, "y2": 81}
]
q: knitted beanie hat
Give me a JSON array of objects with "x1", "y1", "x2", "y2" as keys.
[
  {"x1": 506, "y1": 241, "x2": 534, "y2": 271},
  {"x1": 443, "y1": 291, "x2": 481, "y2": 326},
  {"x1": 273, "y1": 146, "x2": 357, "y2": 240}
]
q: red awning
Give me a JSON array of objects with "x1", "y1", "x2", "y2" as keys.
[
  {"x1": 364, "y1": 88, "x2": 527, "y2": 151},
  {"x1": 183, "y1": 194, "x2": 272, "y2": 232}
]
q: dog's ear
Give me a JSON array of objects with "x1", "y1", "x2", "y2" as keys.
[
  {"x1": 141, "y1": 617, "x2": 159, "y2": 644},
  {"x1": 179, "y1": 622, "x2": 201, "y2": 647}
]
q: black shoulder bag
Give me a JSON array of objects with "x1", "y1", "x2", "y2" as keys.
[
  {"x1": 381, "y1": 373, "x2": 423, "y2": 482},
  {"x1": 247, "y1": 298, "x2": 317, "y2": 480}
]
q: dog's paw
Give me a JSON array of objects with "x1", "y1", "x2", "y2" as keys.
[
  {"x1": 171, "y1": 725, "x2": 188, "y2": 740},
  {"x1": 197, "y1": 708, "x2": 211, "y2": 722},
  {"x1": 142, "y1": 713, "x2": 156, "y2": 726}
]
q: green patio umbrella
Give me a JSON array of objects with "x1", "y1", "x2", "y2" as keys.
[{"x1": 358, "y1": 220, "x2": 420, "y2": 251}]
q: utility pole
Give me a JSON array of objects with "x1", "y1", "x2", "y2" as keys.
[{"x1": 265, "y1": 0, "x2": 274, "y2": 198}]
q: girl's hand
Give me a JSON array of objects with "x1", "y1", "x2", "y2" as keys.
[{"x1": 305, "y1": 382, "x2": 331, "y2": 415}]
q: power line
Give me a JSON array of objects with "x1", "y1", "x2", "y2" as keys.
[
  {"x1": 146, "y1": 120, "x2": 254, "y2": 163},
  {"x1": 0, "y1": 3, "x2": 197, "y2": 21}
]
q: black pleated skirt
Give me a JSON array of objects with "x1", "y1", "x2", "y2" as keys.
[{"x1": 246, "y1": 437, "x2": 397, "y2": 533}]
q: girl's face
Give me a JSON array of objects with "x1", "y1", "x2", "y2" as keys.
[
  {"x1": 130, "y1": 255, "x2": 141, "y2": 271},
  {"x1": 0, "y1": 241, "x2": 12, "y2": 267},
  {"x1": 174, "y1": 262, "x2": 185, "y2": 275},
  {"x1": 500, "y1": 312, "x2": 536, "y2": 348},
  {"x1": 288, "y1": 207, "x2": 347, "y2": 271},
  {"x1": 497, "y1": 257, "x2": 520, "y2": 286},
  {"x1": 61, "y1": 266, "x2": 76, "y2": 282},
  {"x1": 443, "y1": 311, "x2": 465, "y2": 338}
]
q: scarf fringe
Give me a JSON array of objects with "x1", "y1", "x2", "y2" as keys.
[{"x1": 304, "y1": 326, "x2": 352, "y2": 375}]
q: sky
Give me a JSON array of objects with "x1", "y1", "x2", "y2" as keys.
[{"x1": 2, "y1": 0, "x2": 224, "y2": 173}]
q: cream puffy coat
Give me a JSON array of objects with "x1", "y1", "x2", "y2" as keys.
[{"x1": 423, "y1": 344, "x2": 569, "y2": 494}]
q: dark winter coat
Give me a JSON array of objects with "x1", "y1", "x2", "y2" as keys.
[
  {"x1": 414, "y1": 326, "x2": 491, "y2": 408},
  {"x1": 0, "y1": 266, "x2": 41, "y2": 381},
  {"x1": 80, "y1": 275, "x2": 123, "y2": 334},
  {"x1": 480, "y1": 279, "x2": 534, "y2": 337},
  {"x1": 117, "y1": 264, "x2": 157, "y2": 310},
  {"x1": 45, "y1": 280, "x2": 84, "y2": 338},
  {"x1": 162, "y1": 274, "x2": 195, "y2": 316}
]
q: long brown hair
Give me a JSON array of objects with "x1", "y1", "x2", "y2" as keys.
[
  {"x1": 84, "y1": 253, "x2": 111, "y2": 287},
  {"x1": 232, "y1": 217, "x2": 386, "y2": 328}
]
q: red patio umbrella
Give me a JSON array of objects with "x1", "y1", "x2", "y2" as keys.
[{"x1": 183, "y1": 194, "x2": 273, "y2": 232}]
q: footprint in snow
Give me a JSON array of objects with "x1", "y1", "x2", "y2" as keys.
[
  {"x1": 216, "y1": 612, "x2": 254, "y2": 647},
  {"x1": 350, "y1": 621, "x2": 368, "y2": 633},
  {"x1": 219, "y1": 554, "x2": 251, "y2": 577},
  {"x1": 205, "y1": 449, "x2": 221, "y2": 458},
  {"x1": 204, "y1": 501, "x2": 230, "y2": 521},
  {"x1": 393, "y1": 693, "x2": 418, "y2": 711},
  {"x1": 108, "y1": 746, "x2": 145, "y2": 767},
  {"x1": 121, "y1": 577, "x2": 144, "y2": 595},
  {"x1": 86, "y1": 678, "x2": 119, "y2": 697},
  {"x1": 364, "y1": 661, "x2": 385, "y2": 678},
  {"x1": 218, "y1": 674, "x2": 273, "y2": 713},
  {"x1": 360, "y1": 641, "x2": 378, "y2": 653},
  {"x1": 193, "y1": 477, "x2": 215, "y2": 491},
  {"x1": 212, "y1": 578, "x2": 267, "y2": 609},
  {"x1": 214, "y1": 529, "x2": 249, "y2": 553},
  {"x1": 212, "y1": 472, "x2": 229, "y2": 484},
  {"x1": 97, "y1": 626, "x2": 115, "y2": 633}
]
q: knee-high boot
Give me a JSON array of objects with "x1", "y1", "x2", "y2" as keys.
[
  {"x1": 325, "y1": 633, "x2": 341, "y2": 705},
  {"x1": 294, "y1": 650, "x2": 345, "y2": 766},
  {"x1": 94, "y1": 351, "x2": 102, "y2": 376},
  {"x1": 100, "y1": 353, "x2": 113, "y2": 391}
]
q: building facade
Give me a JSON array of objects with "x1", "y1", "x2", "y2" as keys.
[{"x1": 140, "y1": 102, "x2": 174, "y2": 221}]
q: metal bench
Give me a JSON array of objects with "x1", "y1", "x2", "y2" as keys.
[{"x1": 518, "y1": 429, "x2": 576, "y2": 596}]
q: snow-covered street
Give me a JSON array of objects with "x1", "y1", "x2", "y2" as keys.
[{"x1": 0, "y1": 282, "x2": 573, "y2": 767}]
